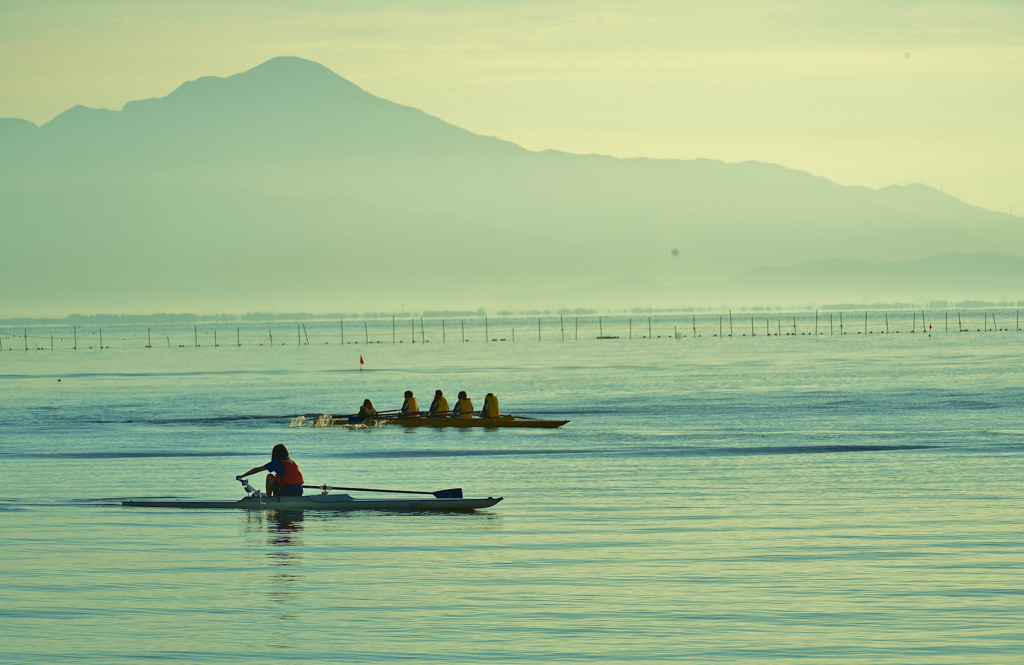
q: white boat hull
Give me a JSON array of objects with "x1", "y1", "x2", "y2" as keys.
[{"x1": 123, "y1": 493, "x2": 502, "y2": 512}]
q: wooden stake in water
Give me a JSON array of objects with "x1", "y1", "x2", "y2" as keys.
[
  {"x1": 303, "y1": 324, "x2": 309, "y2": 345},
  {"x1": 269, "y1": 328, "x2": 273, "y2": 345},
  {"x1": 561, "y1": 315, "x2": 565, "y2": 341},
  {"x1": 958, "y1": 312, "x2": 962, "y2": 332},
  {"x1": 512, "y1": 327, "x2": 515, "y2": 342},
  {"x1": 364, "y1": 321, "x2": 368, "y2": 344},
  {"x1": 751, "y1": 317, "x2": 755, "y2": 336},
  {"x1": 629, "y1": 318, "x2": 632, "y2": 339},
  {"x1": 74, "y1": 326, "x2": 77, "y2": 351},
  {"x1": 830, "y1": 315, "x2": 833, "y2": 335},
  {"x1": 147, "y1": 327, "x2": 151, "y2": 348},
  {"x1": 442, "y1": 319, "x2": 446, "y2": 343},
  {"x1": 693, "y1": 315, "x2": 697, "y2": 337},
  {"x1": 100, "y1": 328, "x2": 103, "y2": 349},
  {"x1": 840, "y1": 312, "x2": 843, "y2": 335},
  {"x1": 793, "y1": 317, "x2": 796, "y2": 335},
  {"x1": 599, "y1": 317, "x2": 603, "y2": 337},
  {"x1": 885, "y1": 313, "x2": 889, "y2": 334},
  {"x1": 215, "y1": 330, "x2": 218, "y2": 347},
  {"x1": 649, "y1": 316, "x2": 653, "y2": 338},
  {"x1": 912, "y1": 312, "x2": 916, "y2": 333},
  {"x1": 411, "y1": 318, "x2": 415, "y2": 343},
  {"x1": 420, "y1": 316, "x2": 425, "y2": 343},
  {"x1": 237, "y1": 327, "x2": 240, "y2": 346},
  {"x1": 729, "y1": 311, "x2": 733, "y2": 337},
  {"x1": 194, "y1": 325, "x2": 198, "y2": 348},
  {"x1": 167, "y1": 336, "x2": 170, "y2": 347},
  {"x1": 461, "y1": 320, "x2": 465, "y2": 343},
  {"x1": 25, "y1": 328, "x2": 28, "y2": 351}
]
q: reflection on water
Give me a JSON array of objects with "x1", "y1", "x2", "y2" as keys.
[{"x1": 242, "y1": 510, "x2": 306, "y2": 623}]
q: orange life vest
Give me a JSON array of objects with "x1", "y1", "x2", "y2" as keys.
[
  {"x1": 455, "y1": 397, "x2": 473, "y2": 419},
  {"x1": 280, "y1": 458, "x2": 304, "y2": 486}
]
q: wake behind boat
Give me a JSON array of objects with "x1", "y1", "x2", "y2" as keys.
[{"x1": 122, "y1": 479, "x2": 503, "y2": 512}]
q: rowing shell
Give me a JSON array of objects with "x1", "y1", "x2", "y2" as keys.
[
  {"x1": 123, "y1": 494, "x2": 503, "y2": 511},
  {"x1": 339, "y1": 416, "x2": 569, "y2": 428}
]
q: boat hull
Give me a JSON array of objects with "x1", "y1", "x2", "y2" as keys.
[
  {"x1": 339, "y1": 416, "x2": 569, "y2": 428},
  {"x1": 123, "y1": 494, "x2": 503, "y2": 511}
]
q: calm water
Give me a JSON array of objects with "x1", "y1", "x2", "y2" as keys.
[{"x1": 2, "y1": 316, "x2": 1023, "y2": 663}]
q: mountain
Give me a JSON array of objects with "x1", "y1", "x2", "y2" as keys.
[{"x1": 1, "y1": 56, "x2": 1022, "y2": 316}]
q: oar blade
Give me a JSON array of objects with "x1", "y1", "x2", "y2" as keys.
[{"x1": 433, "y1": 488, "x2": 463, "y2": 499}]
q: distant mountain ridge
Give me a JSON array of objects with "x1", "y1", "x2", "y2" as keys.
[{"x1": 1, "y1": 56, "x2": 1022, "y2": 316}]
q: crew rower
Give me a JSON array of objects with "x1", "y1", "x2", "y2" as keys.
[
  {"x1": 481, "y1": 392, "x2": 500, "y2": 418},
  {"x1": 237, "y1": 444, "x2": 305, "y2": 497},
  {"x1": 428, "y1": 390, "x2": 449, "y2": 417},
  {"x1": 452, "y1": 391, "x2": 473, "y2": 419},
  {"x1": 358, "y1": 399, "x2": 378, "y2": 419},
  {"x1": 400, "y1": 390, "x2": 419, "y2": 416}
]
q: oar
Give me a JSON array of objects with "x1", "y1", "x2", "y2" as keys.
[
  {"x1": 303, "y1": 484, "x2": 463, "y2": 499},
  {"x1": 333, "y1": 409, "x2": 403, "y2": 419}
]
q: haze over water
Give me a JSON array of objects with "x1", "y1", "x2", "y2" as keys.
[{"x1": 2, "y1": 318, "x2": 1022, "y2": 663}]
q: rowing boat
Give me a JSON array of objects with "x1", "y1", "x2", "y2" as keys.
[
  {"x1": 122, "y1": 478, "x2": 502, "y2": 512},
  {"x1": 339, "y1": 415, "x2": 569, "y2": 428},
  {"x1": 122, "y1": 494, "x2": 502, "y2": 511}
]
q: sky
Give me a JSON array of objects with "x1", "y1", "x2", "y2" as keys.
[{"x1": 1, "y1": 0, "x2": 1022, "y2": 215}]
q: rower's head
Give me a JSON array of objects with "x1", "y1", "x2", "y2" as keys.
[
  {"x1": 486, "y1": 393, "x2": 494, "y2": 398},
  {"x1": 363, "y1": 399, "x2": 373, "y2": 408},
  {"x1": 458, "y1": 391, "x2": 467, "y2": 399},
  {"x1": 435, "y1": 390, "x2": 443, "y2": 397},
  {"x1": 404, "y1": 390, "x2": 413, "y2": 398},
  {"x1": 271, "y1": 444, "x2": 290, "y2": 460}
]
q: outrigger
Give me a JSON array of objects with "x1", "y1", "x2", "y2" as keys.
[{"x1": 122, "y1": 478, "x2": 503, "y2": 512}]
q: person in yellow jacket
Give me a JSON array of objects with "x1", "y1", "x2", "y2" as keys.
[
  {"x1": 400, "y1": 390, "x2": 419, "y2": 416},
  {"x1": 452, "y1": 391, "x2": 473, "y2": 419},
  {"x1": 428, "y1": 390, "x2": 449, "y2": 417},
  {"x1": 481, "y1": 392, "x2": 500, "y2": 418}
]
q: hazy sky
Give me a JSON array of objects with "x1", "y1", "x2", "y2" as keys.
[{"x1": 2, "y1": 0, "x2": 1022, "y2": 214}]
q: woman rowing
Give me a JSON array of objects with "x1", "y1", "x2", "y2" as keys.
[
  {"x1": 347, "y1": 399, "x2": 379, "y2": 424},
  {"x1": 428, "y1": 390, "x2": 449, "y2": 417},
  {"x1": 452, "y1": 391, "x2": 473, "y2": 419},
  {"x1": 237, "y1": 444, "x2": 305, "y2": 497},
  {"x1": 481, "y1": 392, "x2": 500, "y2": 418},
  {"x1": 400, "y1": 390, "x2": 420, "y2": 417}
]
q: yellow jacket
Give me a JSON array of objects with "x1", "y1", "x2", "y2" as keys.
[
  {"x1": 429, "y1": 396, "x2": 449, "y2": 416},
  {"x1": 482, "y1": 394, "x2": 500, "y2": 418},
  {"x1": 454, "y1": 397, "x2": 473, "y2": 419},
  {"x1": 401, "y1": 397, "x2": 419, "y2": 415}
]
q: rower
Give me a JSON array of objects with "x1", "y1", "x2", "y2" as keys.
[
  {"x1": 481, "y1": 392, "x2": 500, "y2": 418},
  {"x1": 237, "y1": 444, "x2": 305, "y2": 497},
  {"x1": 452, "y1": 391, "x2": 473, "y2": 419},
  {"x1": 428, "y1": 390, "x2": 449, "y2": 417},
  {"x1": 354, "y1": 399, "x2": 378, "y2": 421},
  {"x1": 400, "y1": 390, "x2": 419, "y2": 417}
]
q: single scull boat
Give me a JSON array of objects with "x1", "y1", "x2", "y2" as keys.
[{"x1": 122, "y1": 479, "x2": 503, "y2": 512}]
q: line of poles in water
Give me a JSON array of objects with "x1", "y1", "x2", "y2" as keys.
[{"x1": 2, "y1": 310, "x2": 1023, "y2": 351}]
